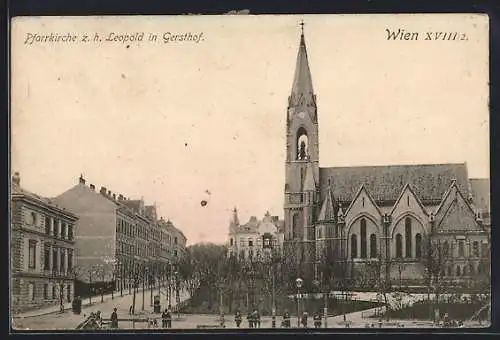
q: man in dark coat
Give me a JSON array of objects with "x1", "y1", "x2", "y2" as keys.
[
  {"x1": 162, "y1": 308, "x2": 168, "y2": 328},
  {"x1": 234, "y1": 310, "x2": 242, "y2": 328},
  {"x1": 110, "y1": 308, "x2": 119, "y2": 329}
]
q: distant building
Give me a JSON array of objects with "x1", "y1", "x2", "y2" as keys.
[
  {"x1": 11, "y1": 172, "x2": 78, "y2": 313},
  {"x1": 282, "y1": 25, "x2": 491, "y2": 288},
  {"x1": 227, "y1": 208, "x2": 285, "y2": 261},
  {"x1": 53, "y1": 175, "x2": 187, "y2": 297}
]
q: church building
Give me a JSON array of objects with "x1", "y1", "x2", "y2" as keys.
[{"x1": 283, "y1": 24, "x2": 491, "y2": 288}]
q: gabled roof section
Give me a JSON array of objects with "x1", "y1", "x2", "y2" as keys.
[
  {"x1": 344, "y1": 184, "x2": 382, "y2": 219},
  {"x1": 320, "y1": 163, "x2": 469, "y2": 204},
  {"x1": 318, "y1": 186, "x2": 335, "y2": 222},
  {"x1": 434, "y1": 180, "x2": 485, "y2": 233},
  {"x1": 303, "y1": 161, "x2": 316, "y2": 191},
  {"x1": 389, "y1": 183, "x2": 429, "y2": 218},
  {"x1": 435, "y1": 180, "x2": 476, "y2": 224}
]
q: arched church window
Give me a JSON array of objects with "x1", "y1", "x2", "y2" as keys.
[
  {"x1": 360, "y1": 219, "x2": 367, "y2": 258},
  {"x1": 292, "y1": 213, "x2": 300, "y2": 239},
  {"x1": 351, "y1": 234, "x2": 358, "y2": 259},
  {"x1": 456, "y1": 265, "x2": 461, "y2": 276},
  {"x1": 405, "y1": 217, "x2": 412, "y2": 258},
  {"x1": 396, "y1": 233, "x2": 403, "y2": 258},
  {"x1": 296, "y1": 128, "x2": 308, "y2": 160},
  {"x1": 415, "y1": 233, "x2": 422, "y2": 258},
  {"x1": 230, "y1": 238, "x2": 233, "y2": 246},
  {"x1": 469, "y1": 263, "x2": 474, "y2": 276},
  {"x1": 370, "y1": 234, "x2": 377, "y2": 258}
]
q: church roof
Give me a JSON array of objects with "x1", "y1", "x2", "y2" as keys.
[
  {"x1": 303, "y1": 161, "x2": 316, "y2": 191},
  {"x1": 470, "y1": 178, "x2": 490, "y2": 212},
  {"x1": 318, "y1": 186, "x2": 335, "y2": 222},
  {"x1": 319, "y1": 163, "x2": 469, "y2": 204}
]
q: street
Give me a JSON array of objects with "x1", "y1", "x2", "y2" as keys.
[
  {"x1": 12, "y1": 287, "x2": 189, "y2": 331},
  {"x1": 12, "y1": 288, "x2": 489, "y2": 330}
]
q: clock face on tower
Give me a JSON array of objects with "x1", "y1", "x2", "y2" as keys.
[{"x1": 297, "y1": 111, "x2": 306, "y2": 119}]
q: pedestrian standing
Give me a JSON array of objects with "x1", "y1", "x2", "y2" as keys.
[
  {"x1": 162, "y1": 309, "x2": 168, "y2": 328},
  {"x1": 247, "y1": 312, "x2": 253, "y2": 328},
  {"x1": 253, "y1": 309, "x2": 261, "y2": 328},
  {"x1": 166, "y1": 307, "x2": 173, "y2": 329},
  {"x1": 111, "y1": 308, "x2": 119, "y2": 329},
  {"x1": 301, "y1": 312, "x2": 308, "y2": 328},
  {"x1": 234, "y1": 310, "x2": 242, "y2": 328},
  {"x1": 313, "y1": 311, "x2": 321, "y2": 328}
]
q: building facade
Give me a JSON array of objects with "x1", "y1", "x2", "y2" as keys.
[
  {"x1": 227, "y1": 208, "x2": 285, "y2": 261},
  {"x1": 53, "y1": 175, "x2": 187, "y2": 296},
  {"x1": 283, "y1": 27, "x2": 491, "y2": 287},
  {"x1": 11, "y1": 172, "x2": 78, "y2": 313}
]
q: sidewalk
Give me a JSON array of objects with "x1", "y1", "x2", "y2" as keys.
[{"x1": 13, "y1": 286, "x2": 182, "y2": 319}]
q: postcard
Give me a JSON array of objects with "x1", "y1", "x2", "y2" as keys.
[{"x1": 10, "y1": 14, "x2": 490, "y2": 331}]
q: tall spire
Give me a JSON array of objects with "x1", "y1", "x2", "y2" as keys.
[
  {"x1": 231, "y1": 206, "x2": 240, "y2": 226},
  {"x1": 289, "y1": 20, "x2": 315, "y2": 108}
]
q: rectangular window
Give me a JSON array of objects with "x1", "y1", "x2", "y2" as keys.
[
  {"x1": 458, "y1": 241, "x2": 465, "y2": 257},
  {"x1": 481, "y1": 243, "x2": 489, "y2": 258},
  {"x1": 44, "y1": 246, "x2": 50, "y2": 270},
  {"x1": 28, "y1": 240, "x2": 37, "y2": 269},
  {"x1": 68, "y1": 225, "x2": 73, "y2": 240},
  {"x1": 52, "y1": 249, "x2": 58, "y2": 273},
  {"x1": 60, "y1": 251, "x2": 66, "y2": 273},
  {"x1": 472, "y1": 241, "x2": 480, "y2": 257},
  {"x1": 43, "y1": 283, "x2": 48, "y2": 299},
  {"x1": 67, "y1": 284, "x2": 71, "y2": 302},
  {"x1": 60, "y1": 223, "x2": 66, "y2": 240},
  {"x1": 52, "y1": 285, "x2": 56, "y2": 299},
  {"x1": 45, "y1": 217, "x2": 51, "y2": 235},
  {"x1": 29, "y1": 283, "x2": 35, "y2": 301},
  {"x1": 53, "y1": 220, "x2": 59, "y2": 237},
  {"x1": 249, "y1": 239, "x2": 253, "y2": 247},
  {"x1": 68, "y1": 251, "x2": 73, "y2": 272}
]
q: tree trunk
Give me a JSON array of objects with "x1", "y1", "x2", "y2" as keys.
[{"x1": 132, "y1": 280, "x2": 137, "y2": 314}]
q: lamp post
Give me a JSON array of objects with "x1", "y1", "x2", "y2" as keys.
[
  {"x1": 150, "y1": 263, "x2": 154, "y2": 307},
  {"x1": 296, "y1": 277, "x2": 303, "y2": 328},
  {"x1": 142, "y1": 265, "x2": 147, "y2": 311},
  {"x1": 175, "y1": 270, "x2": 180, "y2": 320},
  {"x1": 88, "y1": 267, "x2": 94, "y2": 305},
  {"x1": 103, "y1": 257, "x2": 117, "y2": 300}
]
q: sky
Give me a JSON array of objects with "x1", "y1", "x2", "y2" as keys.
[{"x1": 11, "y1": 14, "x2": 489, "y2": 245}]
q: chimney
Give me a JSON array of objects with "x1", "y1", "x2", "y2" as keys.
[
  {"x1": 113, "y1": 194, "x2": 116, "y2": 200},
  {"x1": 79, "y1": 174, "x2": 86, "y2": 185},
  {"x1": 90, "y1": 184, "x2": 95, "y2": 191},
  {"x1": 100, "y1": 186, "x2": 107, "y2": 195},
  {"x1": 12, "y1": 172, "x2": 20, "y2": 186}
]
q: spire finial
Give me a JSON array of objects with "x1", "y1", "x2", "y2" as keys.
[{"x1": 300, "y1": 20, "x2": 305, "y2": 35}]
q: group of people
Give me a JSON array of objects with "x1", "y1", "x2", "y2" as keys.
[
  {"x1": 233, "y1": 309, "x2": 261, "y2": 328},
  {"x1": 161, "y1": 306, "x2": 174, "y2": 328},
  {"x1": 232, "y1": 309, "x2": 324, "y2": 328}
]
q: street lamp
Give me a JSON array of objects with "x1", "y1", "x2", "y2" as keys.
[
  {"x1": 175, "y1": 270, "x2": 180, "y2": 320},
  {"x1": 103, "y1": 257, "x2": 117, "y2": 300},
  {"x1": 296, "y1": 277, "x2": 303, "y2": 328},
  {"x1": 142, "y1": 265, "x2": 148, "y2": 311}
]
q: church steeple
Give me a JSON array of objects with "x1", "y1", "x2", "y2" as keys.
[{"x1": 289, "y1": 21, "x2": 316, "y2": 109}]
